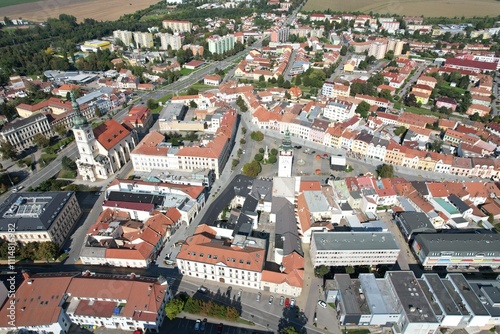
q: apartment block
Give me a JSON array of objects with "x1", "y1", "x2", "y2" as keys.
[
  {"x1": 133, "y1": 31, "x2": 154, "y2": 48},
  {"x1": 207, "y1": 34, "x2": 235, "y2": 54},
  {"x1": 158, "y1": 33, "x2": 184, "y2": 51},
  {"x1": 113, "y1": 30, "x2": 133, "y2": 46},
  {"x1": 162, "y1": 19, "x2": 192, "y2": 33}
]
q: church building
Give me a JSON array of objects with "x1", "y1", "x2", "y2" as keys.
[
  {"x1": 71, "y1": 92, "x2": 137, "y2": 181},
  {"x1": 278, "y1": 129, "x2": 294, "y2": 177}
]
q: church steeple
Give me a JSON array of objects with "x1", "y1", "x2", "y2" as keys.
[
  {"x1": 71, "y1": 91, "x2": 89, "y2": 130},
  {"x1": 280, "y1": 129, "x2": 293, "y2": 152}
]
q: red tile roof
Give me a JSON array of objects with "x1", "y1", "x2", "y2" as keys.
[{"x1": 94, "y1": 119, "x2": 132, "y2": 151}]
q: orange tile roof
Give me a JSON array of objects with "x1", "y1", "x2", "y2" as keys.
[
  {"x1": 464, "y1": 182, "x2": 488, "y2": 199},
  {"x1": 427, "y1": 182, "x2": 448, "y2": 197},
  {"x1": 132, "y1": 131, "x2": 168, "y2": 155},
  {"x1": 296, "y1": 193, "x2": 312, "y2": 233},
  {"x1": 94, "y1": 119, "x2": 132, "y2": 151},
  {"x1": 177, "y1": 225, "x2": 265, "y2": 272},
  {"x1": 299, "y1": 181, "x2": 322, "y2": 191}
]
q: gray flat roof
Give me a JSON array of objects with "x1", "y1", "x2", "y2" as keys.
[
  {"x1": 417, "y1": 279, "x2": 443, "y2": 316},
  {"x1": 312, "y1": 231, "x2": 399, "y2": 251},
  {"x1": 397, "y1": 212, "x2": 436, "y2": 235},
  {"x1": 469, "y1": 283, "x2": 500, "y2": 317},
  {"x1": 0, "y1": 192, "x2": 75, "y2": 232},
  {"x1": 421, "y1": 273, "x2": 461, "y2": 316},
  {"x1": 335, "y1": 274, "x2": 370, "y2": 315},
  {"x1": 446, "y1": 274, "x2": 489, "y2": 316},
  {"x1": 441, "y1": 279, "x2": 470, "y2": 316},
  {"x1": 386, "y1": 271, "x2": 438, "y2": 323},
  {"x1": 414, "y1": 233, "x2": 500, "y2": 255},
  {"x1": 359, "y1": 274, "x2": 400, "y2": 314}
]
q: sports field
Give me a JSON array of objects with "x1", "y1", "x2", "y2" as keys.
[
  {"x1": 1, "y1": 0, "x2": 160, "y2": 22},
  {"x1": 302, "y1": 0, "x2": 500, "y2": 18}
]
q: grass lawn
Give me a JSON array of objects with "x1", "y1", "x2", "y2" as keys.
[
  {"x1": 180, "y1": 68, "x2": 194, "y2": 76},
  {"x1": 438, "y1": 82, "x2": 466, "y2": 95},
  {"x1": 236, "y1": 318, "x2": 255, "y2": 326},
  {"x1": 58, "y1": 169, "x2": 76, "y2": 179},
  {"x1": 40, "y1": 153, "x2": 57, "y2": 165},
  {"x1": 189, "y1": 83, "x2": 214, "y2": 91},
  {"x1": 0, "y1": 0, "x2": 40, "y2": 8},
  {"x1": 341, "y1": 329, "x2": 370, "y2": 334},
  {"x1": 404, "y1": 106, "x2": 444, "y2": 118}
]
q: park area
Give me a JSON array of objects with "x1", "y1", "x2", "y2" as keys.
[
  {"x1": 302, "y1": 0, "x2": 500, "y2": 18},
  {"x1": 0, "y1": 0, "x2": 158, "y2": 22}
]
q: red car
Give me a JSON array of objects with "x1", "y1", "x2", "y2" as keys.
[{"x1": 285, "y1": 298, "x2": 290, "y2": 307}]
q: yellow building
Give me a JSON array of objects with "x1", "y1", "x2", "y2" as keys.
[
  {"x1": 417, "y1": 154, "x2": 437, "y2": 171},
  {"x1": 81, "y1": 40, "x2": 111, "y2": 52},
  {"x1": 343, "y1": 60, "x2": 356, "y2": 72}
]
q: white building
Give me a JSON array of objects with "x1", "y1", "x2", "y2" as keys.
[
  {"x1": 133, "y1": 31, "x2": 154, "y2": 48},
  {"x1": 158, "y1": 33, "x2": 184, "y2": 50},
  {"x1": 278, "y1": 130, "x2": 294, "y2": 177},
  {"x1": 207, "y1": 34, "x2": 235, "y2": 54},
  {"x1": 323, "y1": 99, "x2": 355, "y2": 122},
  {"x1": 310, "y1": 231, "x2": 400, "y2": 267},
  {"x1": 71, "y1": 93, "x2": 137, "y2": 182},
  {"x1": 113, "y1": 30, "x2": 133, "y2": 46},
  {"x1": 176, "y1": 225, "x2": 265, "y2": 289},
  {"x1": 0, "y1": 113, "x2": 53, "y2": 152}
]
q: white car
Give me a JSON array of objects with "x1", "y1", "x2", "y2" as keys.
[{"x1": 318, "y1": 300, "x2": 327, "y2": 309}]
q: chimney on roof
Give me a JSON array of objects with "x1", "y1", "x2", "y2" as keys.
[{"x1": 22, "y1": 271, "x2": 30, "y2": 281}]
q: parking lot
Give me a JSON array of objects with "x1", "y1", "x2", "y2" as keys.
[{"x1": 160, "y1": 317, "x2": 271, "y2": 334}]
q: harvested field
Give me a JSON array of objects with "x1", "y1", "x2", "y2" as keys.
[
  {"x1": 1, "y1": 0, "x2": 160, "y2": 23},
  {"x1": 302, "y1": 0, "x2": 500, "y2": 18}
]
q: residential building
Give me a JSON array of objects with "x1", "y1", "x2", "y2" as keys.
[
  {"x1": 417, "y1": 75, "x2": 437, "y2": 89},
  {"x1": 412, "y1": 233, "x2": 500, "y2": 269},
  {"x1": 162, "y1": 20, "x2": 192, "y2": 33},
  {"x1": 122, "y1": 106, "x2": 153, "y2": 133},
  {"x1": 0, "y1": 191, "x2": 81, "y2": 247},
  {"x1": 208, "y1": 34, "x2": 235, "y2": 54},
  {"x1": 113, "y1": 30, "x2": 133, "y2": 46},
  {"x1": 310, "y1": 231, "x2": 400, "y2": 267},
  {"x1": 72, "y1": 93, "x2": 137, "y2": 182},
  {"x1": 0, "y1": 271, "x2": 172, "y2": 332},
  {"x1": 158, "y1": 33, "x2": 184, "y2": 51},
  {"x1": 176, "y1": 225, "x2": 266, "y2": 289},
  {"x1": 321, "y1": 81, "x2": 350, "y2": 99},
  {"x1": 204, "y1": 74, "x2": 222, "y2": 86},
  {"x1": 394, "y1": 211, "x2": 436, "y2": 241},
  {"x1": 322, "y1": 99, "x2": 354, "y2": 122},
  {"x1": 368, "y1": 41, "x2": 388, "y2": 60},
  {"x1": 0, "y1": 113, "x2": 53, "y2": 152},
  {"x1": 133, "y1": 32, "x2": 154, "y2": 48}
]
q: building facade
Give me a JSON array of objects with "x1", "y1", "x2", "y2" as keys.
[
  {"x1": 0, "y1": 191, "x2": 81, "y2": 247},
  {"x1": 0, "y1": 113, "x2": 53, "y2": 152},
  {"x1": 208, "y1": 34, "x2": 235, "y2": 54},
  {"x1": 278, "y1": 130, "x2": 294, "y2": 177}
]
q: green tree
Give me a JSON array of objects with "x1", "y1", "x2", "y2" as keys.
[
  {"x1": 314, "y1": 265, "x2": 330, "y2": 278},
  {"x1": 294, "y1": 75, "x2": 302, "y2": 86},
  {"x1": 94, "y1": 105, "x2": 102, "y2": 118},
  {"x1": 405, "y1": 94, "x2": 418, "y2": 107},
  {"x1": 340, "y1": 45, "x2": 348, "y2": 56},
  {"x1": 258, "y1": 148, "x2": 265, "y2": 154},
  {"x1": 33, "y1": 134, "x2": 50, "y2": 148},
  {"x1": 242, "y1": 160, "x2": 261, "y2": 177},
  {"x1": 379, "y1": 89, "x2": 392, "y2": 100},
  {"x1": 259, "y1": 75, "x2": 265, "y2": 82},
  {"x1": 36, "y1": 242, "x2": 58, "y2": 260},
  {"x1": 0, "y1": 141, "x2": 17, "y2": 160},
  {"x1": 394, "y1": 126, "x2": 407, "y2": 137},
  {"x1": 187, "y1": 87, "x2": 199, "y2": 95},
  {"x1": 62, "y1": 156, "x2": 77, "y2": 171},
  {"x1": 280, "y1": 327, "x2": 299, "y2": 334},
  {"x1": 189, "y1": 100, "x2": 198, "y2": 108},
  {"x1": 430, "y1": 140, "x2": 443, "y2": 152},
  {"x1": 165, "y1": 298, "x2": 185, "y2": 320},
  {"x1": 254, "y1": 153, "x2": 263, "y2": 161},
  {"x1": 270, "y1": 148, "x2": 278, "y2": 156},
  {"x1": 267, "y1": 155, "x2": 277, "y2": 164},
  {"x1": 184, "y1": 297, "x2": 202, "y2": 314},
  {"x1": 250, "y1": 131, "x2": 264, "y2": 141},
  {"x1": 147, "y1": 99, "x2": 159, "y2": 110},
  {"x1": 231, "y1": 159, "x2": 239, "y2": 168},
  {"x1": 355, "y1": 101, "x2": 370, "y2": 118},
  {"x1": 376, "y1": 164, "x2": 395, "y2": 178},
  {"x1": 54, "y1": 124, "x2": 67, "y2": 137}
]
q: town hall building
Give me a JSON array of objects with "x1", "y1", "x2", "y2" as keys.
[{"x1": 71, "y1": 92, "x2": 137, "y2": 181}]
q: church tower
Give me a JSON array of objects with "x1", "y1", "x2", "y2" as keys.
[
  {"x1": 71, "y1": 92, "x2": 96, "y2": 165},
  {"x1": 278, "y1": 129, "x2": 294, "y2": 177}
]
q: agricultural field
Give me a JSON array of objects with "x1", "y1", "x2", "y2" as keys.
[
  {"x1": 1, "y1": 0, "x2": 159, "y2": 23},
  {"x1": 302, "y1": 0, "x2": 500, "y2": 18}
]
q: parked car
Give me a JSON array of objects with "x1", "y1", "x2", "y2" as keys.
[
  {"x1": 217, "y1": 323, "x2": 223, "y2": 334},
  {"x1": 290, "y1": 298, "x2": 295, "y2": 307},
  {"x1": 201, "y1": 319, "x2": 207, "y2": 331},
  {"x1": 318, "y1": 300, "x2": 327, "y2": 309},
  {"x1": 294, "y1": 145, "x2": 302, "y2": 149},
  {"x1": 280, "y1": 296, "x2": 284, "y2": 306},
  {"x1": 195, "y1": 319, "x2": 201, "y2": 331},
  {"x1": 257, "y1": 292, "x2": 261, "y2": 302},
  {"x1": 269, "y1": 295, "x2": 274, "y2": 304},
  {"x1": 198, "y1": 287, "x2": 208, "y2": 294},
  {"x1": 237, "y1": 289, "x2": 242, "y2": 298},
  {"x1": 285, "y1": 298, "x2": 290, "y2": 308}
]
